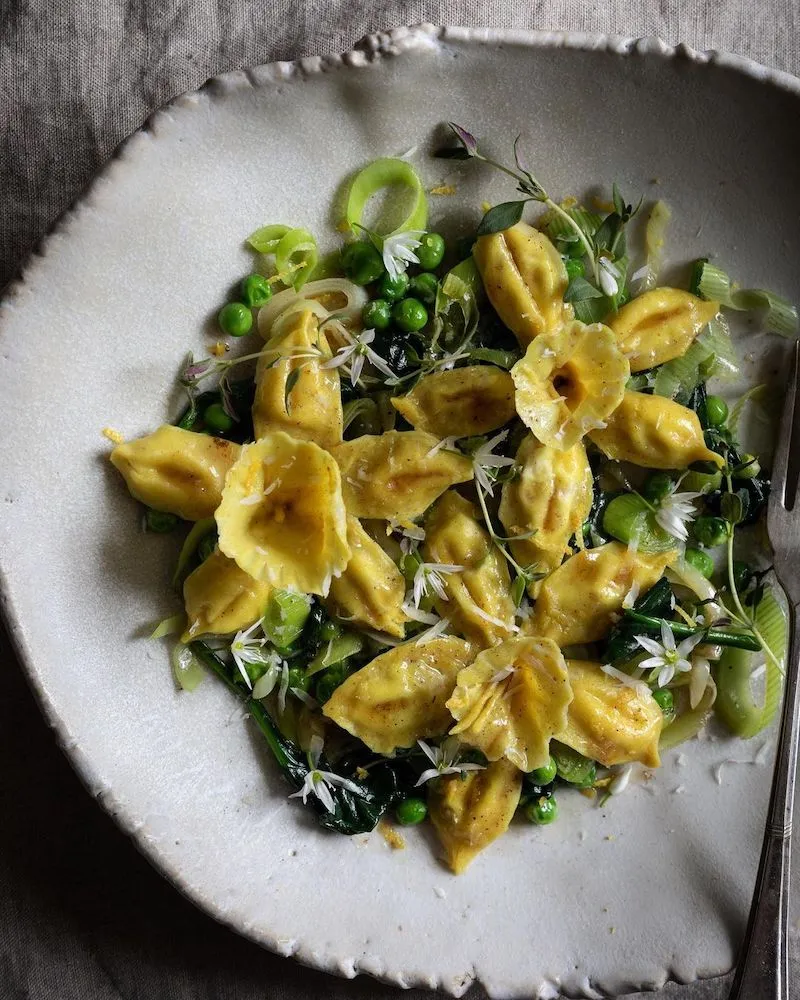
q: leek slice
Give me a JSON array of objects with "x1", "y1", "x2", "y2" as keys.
[
  {"x1": 171, "y1": 640, "x2": 205, "y2": 692},
  {"x1": 715, "y1": 587, "x2": 787, "y2": 738},
  {"x1": 640, "y1": 200, "x2": 671, "y2": 291},
  {"x1": 247, "y1": 224, "x2": 290, "y2": 254},
  {"x1": 345, "y1": 158, "x2": 427, "y2": 236},
  {"x1": 728, "y1": 383, "x2": 768, "y2": 438},
  {"x1": 172, "y1": 517, "x2": 215, "y2": 587},
  {"x1": 274, "y1": 228, "x2": 318, "y2": 290},
  {"x1": 602, "y1": 493, "x2": 675, "y2": 553},
  {"x1": 652, "y1": 317, "x2": 738, "y2": 400},
  {"x1": 150, "y1": 613, "x2": 185, "y2": 639},
  {"x1": 693, "y1": 260, "x2": 798, "y2": 337},
  {"x1": 306, "y1": 633, "x2": 364, "y2": 677},
  {"x1": 659, "y1": 680, "x2": 716, "y2": 750}
]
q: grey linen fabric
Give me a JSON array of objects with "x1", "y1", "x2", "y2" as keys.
[{"x1": 1, "y1": 3, "x2": 799, "y2": 998}]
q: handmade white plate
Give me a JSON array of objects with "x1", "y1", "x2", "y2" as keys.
[{"x1": 2, "y1": 25, "x2": 799, "y2": 999}]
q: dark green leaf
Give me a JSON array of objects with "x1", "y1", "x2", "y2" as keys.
[
  {"x1": 563, "y1": 276, "x2": 604, "y2": 304},
  {"x1": 284, "y1": 367, "x2": 301, "y2": 410},
  {"x1": 476, "y1": 200, "x2": 528, "y2": 236},
  {"x1": 721, "y1": 492, "x2": 744, "y2": 525},
  {"x1": 468, "y1": 346, "x2": 520, "y2": 369},
  {"x1": 612, "y1": 183, "x2": 625, "y2": 217}
]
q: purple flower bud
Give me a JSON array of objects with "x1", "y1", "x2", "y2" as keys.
[{"x1": 448, "y1": 122, "x2": 478, "y2": 156}]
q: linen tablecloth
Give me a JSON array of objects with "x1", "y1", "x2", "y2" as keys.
[{"x1": 2, "y1": 3, "x2": 799, "y2": 998}]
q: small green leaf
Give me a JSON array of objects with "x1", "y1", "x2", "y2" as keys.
[
  {"x1": 563, "y1": 276, "x2": 604, "y2": 304},
  {"x1": 476, "y1": 200, "x2": 528, "y2": 237},
  {"x1": 284, "y1": 367, "x2": 301, "y2": 410},
  {"x1": 721, "y1": 492, "x2": 744, "y2": 525}
]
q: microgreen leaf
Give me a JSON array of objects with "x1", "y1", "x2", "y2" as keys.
[
  {"x1": 476, "y1": 200, "x2": 528, "y2": 236},
  {"x1": 563, "y1": 276, "x2": 604, "y2": 303}
]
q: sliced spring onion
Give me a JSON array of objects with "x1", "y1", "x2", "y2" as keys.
[
  {"x1": 666, "y1": 557, "x2": 717, "y2": 602},
  {"x1": 693, "y1": 260, "x2": 799, "y2": 337},
  {"x1": 659, "y1": 679, "x2": 716, "y2": 750},
  {"x1": 602, "y1": 493, "x2": 675, "y2": 553},
  {"x1": 345, "y1": 158, "x2": 427, "y2": 236},
  {"x1": 715, "y1": 587, "x2": 787, "y2": 738},
  {"x1": 256, "y1": 278, "x2": 368, "y2": 339},
  {"x1": 342, "y1": 397, "x2": 381, "y2": 435},
  {"x1": 728, "y1": 383, "x2": 768, "y2": 438},
  {"x1": 172, "y1": 517, "x2": 215, "y2": 587},
  {"x1": 652, "y1": 317, "x2": 738, "y2": 400},
  {"x1": 171, "y1": 640, "x2": 206, "y2": 692},
  {"x1": 640, "y1": 200, "x2": 671, "y2": 291},
  {"x1": 274, "y1": 228, "x2": 318, "y2": 291},
  {"x1": 150, "y1": 613, "x2": 186, "y2": 639},
  {"x1": 624, "y1": 611, "x2": 761, "y2": 651},
  {"x1": 262, "y1": 590, "x2": 312, "y2": 651},
  {"x1": 247, "y1": 224, "x2": 290, "y2": 254},
  {"x1": 681, "y1": 463, "x2": 723, "y2": 495},
  {"x1": 306, "y1": 633, "x2": 364, "y2": 677},
  {"x1": 539, "y1": 204, "x2": 602, "y2": 243}
]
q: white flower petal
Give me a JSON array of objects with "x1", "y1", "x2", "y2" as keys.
[{"x1": 634, "y1": 634, "x2": 665, "y2": 657}]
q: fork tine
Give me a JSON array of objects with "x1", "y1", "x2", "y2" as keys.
[{"x1": 771, "y1": 339, "x2": 800, "y2": 510}]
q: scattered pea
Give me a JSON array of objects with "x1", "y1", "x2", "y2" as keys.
[
  {"x1": 415, "y1": 232, "x2": 446, "y2": 271},
  {"x1": 641, "y1": 472, "x2": 674, "y2": 502},
  {"x1": 377, "y1": 272, "x2": 409, "y2": 302},
  {"x1": 684, "y1": 546, "x2": 714, "y2": 579},
  {"x1": 393, "y1": 297, "x2": 428, "y2": 333},
  {"x1": 530, "y1": 756, "x2": 558, "y2": 785},
  {"x1": 409, "y1": 272, "x2": 439, "y2": 305},
  {"x1": 396, "y1": 797, "x2": 428, "y2": 826},
  {"x1": 145, "y1": 509, "x2": 178, "y2": 533},
  {"x1": 693, "y1": 515, "x2": 728, "y2": 548},
  {"x1": 218, "y1": 301, "x2": 253, "y2": 337},
  {"x1": 240, "y1": 273, "x2": 273, "y2": 308},
  {"x1": 341, "y1": 242, "x2": 385, "y2": 285},
  {"x1": 565, "y1": 258, "x2": 585, "y2": 281},
  {"x1": 652, "y1": 688, "x2": 674, "y2": 715},
  {"x1": 362, "y1": 298, "x2": 392, "y2": 331},
  {"x1": 525, "y1": 795, "x2": 558, "y2": 825},
  {"x1": 203, "y1": 401, "x2": 234, "y2": 433},
  {"x1": 702, "y1": 394, "x2": 729, "y2": 428}
]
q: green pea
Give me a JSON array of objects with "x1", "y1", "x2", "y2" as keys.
[
  {"x1": 197, "y1": 530, "x2": 217, "y2": 562},
  {"x1": 733, "y1": 560, "x2": 753, "y2": 593},
  {"x1": 409, "y1": 272, "x2": 439, "y2": 305},
  {"x1": 702, "y1": 394, "x2": 729, "y2": 428},
  {"x1": 341, "y1": 242, "x2": 385, "y2": 285},
  {"x1": 203, "y1": 401, "x2": 234, "y2": 433},
  {"x1": 315, "y1": 667, "x2": 346, "y2": 704},
  {"x1": 415, "y1": 232, "x2": 445, "y2": 271},
  {"x1": 286, "y1": 665, "x2": 310, "y2": 692},
  {"x1": 530, "y1": 756, "x2": 557, "y2": 785},
  {"x1": 641, "y1": 472, "x2": 674, "y2": 502},
  {"x1": 735, "y1": 454, "x2": 761, "y2": 480},
  {"x1": 525, "y1": 795, "x2": 558, "y2": 825},
  {"x1": 396, "y1": 797, "x2": 428, "y2": 826},
  {"x1": 362, "y1": 298, "x2": 392, "y2": 331},
  {"x1": 145, "y1": 509, "x2": 178, "y2": 533},
  {"x1": 684, "y1": 546, "x2": 714, "y2": 579},
  {"x1": 393, "y1": 297, "x2": 428, "y2": 333},
  {"x1": 565, "y1": 258, "x2": 585, "y2": 281},
  {"x1": 218, "y1": 302, "x2": 253, "y2": 337},
  {"x1": 693, "y1": 515, "x2": 728, "y2": 548},
  {"x1": 377, "y1": 272, "x2": 409, "y2": 302},
  {"x1": 652, "y1": 688, "x2": 674, "y2": 716},
  {"x1": 240, "y1": 274, "x2": 273, "y2": 308}
]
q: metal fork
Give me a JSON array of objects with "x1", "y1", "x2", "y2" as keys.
[{"x1": 728, "y1": 339, "x2": 800, "y2": 999}]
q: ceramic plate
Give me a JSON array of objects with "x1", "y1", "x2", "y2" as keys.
[{"x1": 2, "y1": 25, "x2": 799, "y2": 999}]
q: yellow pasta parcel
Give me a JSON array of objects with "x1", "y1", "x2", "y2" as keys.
[
  {"x1": 215, "y1": 432, "x2": 350, "y2": 595},
  {"x1": 322, "y1": 636, "x2": 473, "y2": 755},
  {"x1": 589, "y1": 391, "x2": 725, "y2": 469},
  {"x1": 391, "y1": 365, "x2": 516, "y2": 439},
  {"x1": 182, "y1": 549, "x2": 271, "y2": 640},
  {"x1": 473, "y1": 222, "x2": 572, "y2": 346},
  {"x1": 110, "y1": 424, "x2": 240, "y2": 521},
  {"x1": 499, "y1": 435, "x2": 592, "y2": 586},
  {"x1": 559, "y1": 660, "x2": 662, "y2": 768},
  {"x1": 325, "y1": 516, "x2": 408, "y2": 637},
  {"x1": 511, "y1": 320, "x2": 629, "y2": 450},
  {"x1": 423, "y1": 491, "x2": 516, "y2": 647},
  {"x1": 332, "y1": 430, "x2": 473, "y2": 521},
  {"x1": 609, "y1": 287, "x2": 720, "y2": 371},
  {"x1": 429, "y1": 759, "x2": 523, "y2": 874},
  {"x1": 252, "y1": 308, "x2": 343, "y2": 449},
  {"x1": 526, "y1": 541, "x2": 676, "y2": 646},
  {"x1": 447, "y1": 637, "x2": 573, "y2": 771}
]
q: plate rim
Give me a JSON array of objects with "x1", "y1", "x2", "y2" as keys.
[{"x1": 2, "y1": 22, "x2": 799, "y2": 998}]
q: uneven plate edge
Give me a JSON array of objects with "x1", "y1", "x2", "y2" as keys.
[{"x1": 1, "y1": 22, "x2": 799, "y2": 1000}]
